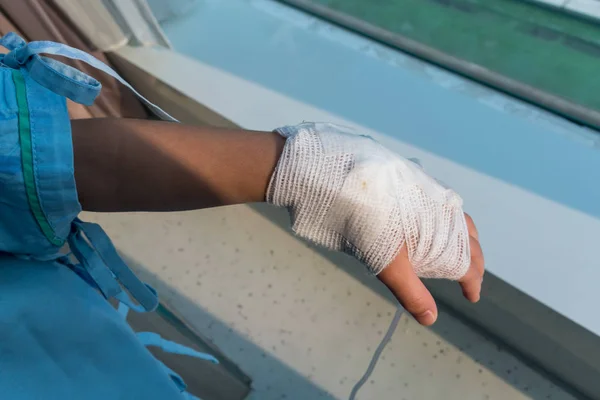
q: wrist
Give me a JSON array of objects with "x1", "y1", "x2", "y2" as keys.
[{"x1": 255, "y1": 131, "x2": 285, "y2": 203}]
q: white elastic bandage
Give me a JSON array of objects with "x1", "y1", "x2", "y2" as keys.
[{"x1": 267, "y1": 123, "x2": 470, "y2": 280}]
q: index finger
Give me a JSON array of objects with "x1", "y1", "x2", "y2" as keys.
[{"x1": 378, "y1": 247, "x2": 439, "y2": 326}]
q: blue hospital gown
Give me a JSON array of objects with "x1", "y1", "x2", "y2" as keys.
[{"x1": 0, "y1": 254, "x2": 186, "y2": 399}]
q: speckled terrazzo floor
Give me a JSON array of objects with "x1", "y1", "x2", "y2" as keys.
[{"x1": 84, "y1": 205, "x2": 575, "y2": 400}]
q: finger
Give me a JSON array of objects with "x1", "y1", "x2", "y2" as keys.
[
  {"x1": 459, "y1": 236, "x2": 485, "y2": 302},
  {"x1": 464, "y1": 213, "x2": 479, "y2": 241},
  {"x1": 378, "y1": 249, "x2": 438, "y2": 326},
  {"x1": 469, "y1": 235, "x2": 485, "y2": 276},
  {"x1": 459, "y1": 266, "x2": 482, "y2": 303}
]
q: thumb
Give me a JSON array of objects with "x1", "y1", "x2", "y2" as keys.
[{"x1": 377, "y1": 247, "x2": 438, "y2": 326}]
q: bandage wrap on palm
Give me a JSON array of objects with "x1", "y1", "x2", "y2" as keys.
[{"x1": 267, "y1": 123, "x2": 470, "y2": 279}]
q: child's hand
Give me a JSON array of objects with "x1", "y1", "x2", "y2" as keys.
[
  {"x1": 378, "y1": 213, "x2": 484, "y2": 326},
  {"x1": 268, "y1": 123, "x2": 484, "y2": 325}
]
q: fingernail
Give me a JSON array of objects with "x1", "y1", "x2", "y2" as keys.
[{"x1": 416, "y1": 310, "x2": 436, "y2": 326}]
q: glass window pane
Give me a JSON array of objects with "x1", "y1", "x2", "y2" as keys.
[{"x1": 306, "y1": 0, "x2": 600, "y2": 117}]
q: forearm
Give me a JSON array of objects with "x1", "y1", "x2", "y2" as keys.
[
  {"x1": 72, "y1": 119, "x2": 483, "y2": 325},
  {"x1": 72, "y1": 118, "x2": 284, "y2": 212}
]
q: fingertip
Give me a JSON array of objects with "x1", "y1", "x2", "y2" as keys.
[
  {"x1": 459, "y1": 267, "x2": 482, "y2": 303},
  {"x1": 415, "y1": 309, "x2": 437, "y2": 326},
  {"x1": 460, "y1": 285, "x2": 481, "y2": 303},
  {"x1": 463, "y1": 288, "x2": 480, "y2": 303}
]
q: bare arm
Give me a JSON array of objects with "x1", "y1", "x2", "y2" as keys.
[
  {"x1": 72, "y1": 118, "x2": 284, "y2": 212},
  {"x1": 72, "y1": 117, "x2": 483, "y2": 326}
]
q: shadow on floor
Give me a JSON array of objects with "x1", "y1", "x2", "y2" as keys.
[{"x1": 122, "y1": 253, "x2": 338, "y2": 400}]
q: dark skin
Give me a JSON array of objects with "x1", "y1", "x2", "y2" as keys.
[{"x1": 72, "y1": 118, "x2": 484, "y2": 326}]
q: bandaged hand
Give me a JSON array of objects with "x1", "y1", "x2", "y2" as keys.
[{"x1": 267, "y1": 123, "x2": 484, "y2": 325}]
